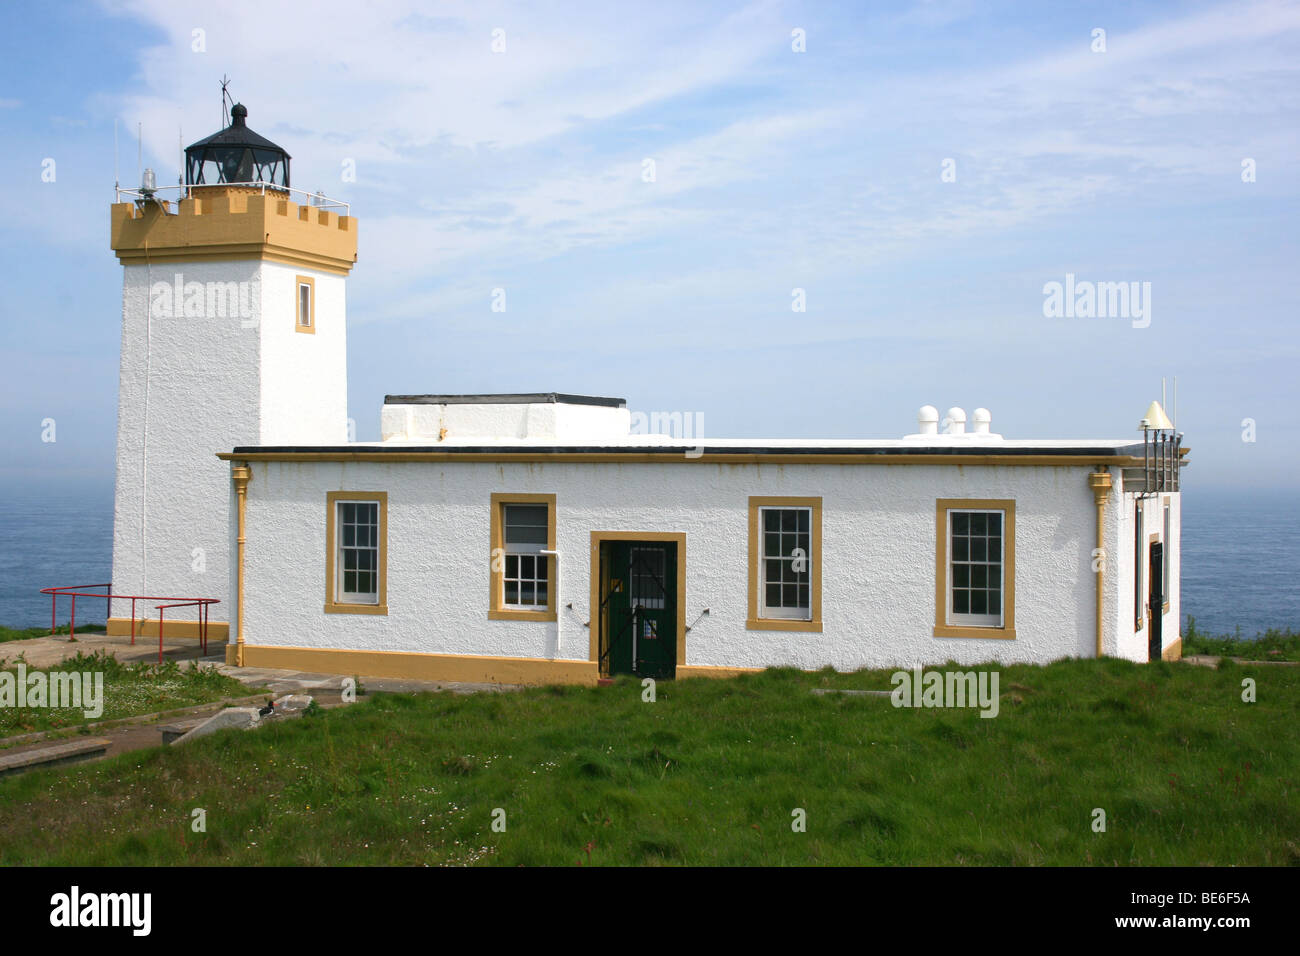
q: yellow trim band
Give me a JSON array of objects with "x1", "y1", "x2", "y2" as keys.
[
  {"x1": 237, "y1": 644, "x2": 598, "y2": 685},
  {"x1": 106, "y1": 618, "x2": 229, "y2": 640}
]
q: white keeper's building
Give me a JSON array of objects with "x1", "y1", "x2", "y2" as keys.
[{"x1": 107, "y1": 103, "x2": 1187, "y2": 685}]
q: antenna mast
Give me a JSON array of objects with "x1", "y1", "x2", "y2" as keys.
[{"x1": 221, "y1": 75, "x2": 233, "y2": 127}]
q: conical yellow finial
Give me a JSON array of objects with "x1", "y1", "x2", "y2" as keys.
[{"x1": 1139, "y1": 400, "x2": 1173, "y2": 430}]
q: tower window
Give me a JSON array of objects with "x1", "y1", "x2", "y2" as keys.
[{"x1": 296, "y1": 275, "x2": 315, "y2": 333}]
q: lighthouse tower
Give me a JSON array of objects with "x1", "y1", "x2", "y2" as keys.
[{"x1": 107, "y1": 102, "x2": 357, "y2": 642}]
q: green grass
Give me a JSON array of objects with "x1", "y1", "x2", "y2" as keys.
[
  {"x1": 0, "y1": 657, "x2": 1295, "y2": 865},
  {"x1": 1182, "y1": 617, "x2": 1300, "y2": 661},
  {"x1": 0, "y1": 650, "x2": 251, "y2": 739},
  {"x1": 0, "y1": 623, "x2": 102, "y2": 644}
]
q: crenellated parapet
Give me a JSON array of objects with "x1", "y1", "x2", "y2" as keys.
[{"x1": 111, "y1": 186, "x2": 358, "y2": 275}]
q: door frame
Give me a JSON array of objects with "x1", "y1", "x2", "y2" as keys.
[
  {"x1": 1147, "y1": 532, "x2": 1163, "y2": 661},
  {"x1": 589, "y1": 531, "x2": 686, "y2": 674}
]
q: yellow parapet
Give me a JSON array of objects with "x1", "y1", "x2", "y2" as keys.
[{"x1": 110, "y1": 186, "x2": 358, "y2": 275}]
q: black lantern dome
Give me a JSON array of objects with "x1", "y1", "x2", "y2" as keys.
[{"x1": 185, "y1": 103, "x2": 290, "y2": 189}]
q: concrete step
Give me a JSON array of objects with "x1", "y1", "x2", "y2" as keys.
[{"x1": 0, "y1": 738, "x2": 112, "y2": 778}]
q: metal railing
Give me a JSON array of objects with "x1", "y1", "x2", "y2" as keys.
[
  {"x1": 39, "y1": 584, "x2": 220, "y2": 664},
  {"x1": 115, "y1": 181, "x2": 349, "y2": 215}
]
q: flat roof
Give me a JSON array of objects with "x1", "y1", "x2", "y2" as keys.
[
  {"x1": 226, "y1": 438, "x2": 1156, "y2": 459},
  {"x1": 383, "y1": 393, "x2": 626, "y2": 408}
]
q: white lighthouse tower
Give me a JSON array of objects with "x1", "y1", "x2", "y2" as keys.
[{"x1": 107, "y1": 101, "x2": 357, "y2": 644}]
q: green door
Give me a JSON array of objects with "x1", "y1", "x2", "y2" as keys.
[{"x1": 602, "y1": 541, "x2": 676, "y2": 680}]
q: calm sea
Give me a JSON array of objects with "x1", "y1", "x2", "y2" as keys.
[{"x1": 0, "y1": 485, "x2": 1294, "y2": 638}]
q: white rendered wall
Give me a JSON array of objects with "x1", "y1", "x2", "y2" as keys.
[
  {"x1": 112, "y1": 259, "x2": 347, "y2": 612},
  {"x1": 258, "y1": 262, "x2": 348, "y2": 446},
  {"x1": 380, "y1": 401, "x2": 632, "y2": 443},
  {"x1": 238, "y1": 459, "x2": 1146, "y2": 670},
  {"x1": 1112, "y1": 479, "x2": 1181, "y2": 661}
]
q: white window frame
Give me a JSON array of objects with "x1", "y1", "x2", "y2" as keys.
[
  {"x1": 502, "y1": 503, "x2": 550, "y2": 611},
  {"x1": 946, "y1": 508, "x2": 1006, "y2": 629},
  {"x1": 757, "y1": 505, "x2": 814, "y2": 621},
  {"x1": 298, "y1": 280, "x2": 313, "y2": 328},
  {"x1": 335, "y1": 499, "x2": 379, "y2": 606}
]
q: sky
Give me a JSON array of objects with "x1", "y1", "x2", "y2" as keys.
[{"x1": 0, "y1": 0, "x2": 1297, "y2": 493}]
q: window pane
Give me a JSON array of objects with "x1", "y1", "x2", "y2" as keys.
[
  {"x1": 781, "y1": 510, "x2": 796, "y2": 531},
  {"x1": 971, "y1": 565, "x2": 986, "y2": 589},
  {"x1": 536, "y1": 581, "x2": 548, "y2": 604},
  {"x1": 970, "y1": 513, "x2": 986, "y2": 535},
  {"x1": 988, "y1": 538, "x2": 1000, "y2": 560},
  {"x1": 954, "y1": 565, "x2": 969, "y2": 587},
  {"x1": 953, "y1": 512, "x2": 969, "y2": 534},
  {"x1": 766, "y1": 583, "x2": 781, "y2": 607},
  {"x1": 989, "y1": 590, "x2": 1001, "y2": 614},
  {"x1": 521, "y1": 581, "x2": 534, "y2": 605},
  {"x1": 972, "y1": 537, "x2": 986, "y2": 561},
  {"x1": 988, "y1": 513, "x2": 1001, "y2": 534},
  {"x1": 797, "y1": 509, "x2": 809, "y2": 532},
  {"x1": 504, "y1": 580, "x2": 518, "y2": 604},
  {"x1": 764, "y1": 510, "x2": 780, "y2": 532},
  {"x1": 520, "y1": 554, "x2": 534, "y2": 578},
  {"x1": 953, "y1": 537, "x2": 968, "y2": 561},
  {"x1": 971, "y1": 590, "x2": 988, "y2": 614},
  {"x1": 953, "y1": 590, "x2": 969, "y2": 614},
  {"x1": 504, "y1": 504, "x2": 548, "y2": 547},
  {"x1": 536, "y1": 557, "x2": 548, "y2": 582},
  {"x1": 765, "y1": 559, "x2": 783, "y2": 584},
  {"x1": 764, "y1": 532, "x2": 781, "y2": 559}
]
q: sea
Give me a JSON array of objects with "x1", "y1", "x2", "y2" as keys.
[{"x1": 0, "y1": 485, "x2": 1295, "y2": 638}]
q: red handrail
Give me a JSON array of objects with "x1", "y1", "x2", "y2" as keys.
[{"x1": 40, "y1": 584, "x2": 220, "y2": 664}]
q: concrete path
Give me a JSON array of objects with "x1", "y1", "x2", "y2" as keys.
[{"x1": 0, "y1": 629, "x2": 218, "y2": 669}]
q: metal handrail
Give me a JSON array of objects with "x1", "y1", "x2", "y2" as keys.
[
  {"x1": 115, "y1": 181, "x2": 349, "y2": 215},
  {"x1": 40, "y1": 584, "x2": 220, "y2": 664}
]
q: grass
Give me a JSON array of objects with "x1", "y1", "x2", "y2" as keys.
[
  {"x1": 0, "y1": 623, "x2": 102, "y2": 644},
  {"x1": 1182, "y1": 617, "x2": 1300, "y2": 661},
  {"x1": 0, "y1": 656, "x2": 1295, "y2": 866},
  {"x1": 0, "y1": 650, "x2": 251, "y2": 739}
]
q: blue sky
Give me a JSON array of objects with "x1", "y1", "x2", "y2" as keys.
[{"x1": 1, "y1": 0, "x2": 1297, "y2": 492}]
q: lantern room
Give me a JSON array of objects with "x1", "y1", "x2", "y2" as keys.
[{"x1": 184, "y1": 103, "x2": 290, "y2": 189}]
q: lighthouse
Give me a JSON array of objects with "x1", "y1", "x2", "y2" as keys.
[{"x1": 107, "y1": 101, "x2": 357, "y2": 642}]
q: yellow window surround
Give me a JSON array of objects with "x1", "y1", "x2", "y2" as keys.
[
  {"x1": 489, "y1": 493, "x2": 558, "y2": 622},
  {"x1": 934, "y1": 498, "x2": 1016, "y2": 640},
  {"x1": 295, "y1": 274, "x2": 316, "y2": 333},
  {"x1": 324, "y1": 490, "x2": 388, "y2": 615},
  {"x1": 746, "y1": 496, "x2": 823, "y2": 632}
]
